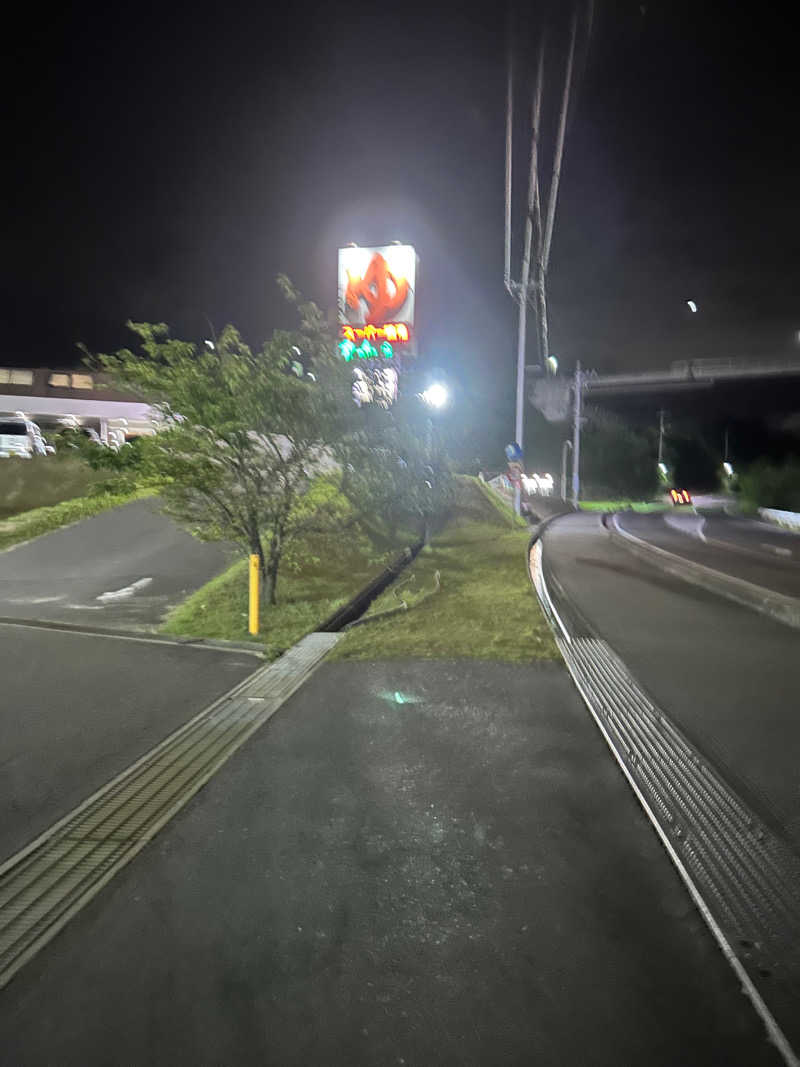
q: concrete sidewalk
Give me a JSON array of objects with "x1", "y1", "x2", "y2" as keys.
[{"x1": 0, "y1": 658, "x2": 781, "y2": 1065}]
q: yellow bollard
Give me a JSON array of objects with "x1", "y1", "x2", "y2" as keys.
[{"x1": 248, "y1": 554, "x2": 260, "y2": 635}]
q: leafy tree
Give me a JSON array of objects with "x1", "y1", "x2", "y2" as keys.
[
  {"x1": 85, "y1": 278, "x2": 354, "y2": 604},
  {"x1": 739, "y1": 457, "x2": 800, "y2": 512},
  {"x1": 337, "y1": 395, "x2": 455, "y2": 545},
  {"x1": 581, "y1": 409, "x2": 659, "y2": 500}
]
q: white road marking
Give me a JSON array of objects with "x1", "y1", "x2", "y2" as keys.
[
  {"x1": 664, "y1": 513, "x2": 707, "y2": 542},
  {"x1": 761, "y1": 543, "x2": 793, "y2": 558},
  {"x1": 5, "y1": 595, "x2": 66, "y2": 605},
  {"x1": 96, "y1": 577, "x2": 153, "y2": 602}
]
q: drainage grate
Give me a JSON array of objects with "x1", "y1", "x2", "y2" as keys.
[
  {"x1": 0, "y1": 632, "x2": 340, "y2": 990},
  {"x1": 531, "y1": 537, "x2": 800, "y2": 1064}
]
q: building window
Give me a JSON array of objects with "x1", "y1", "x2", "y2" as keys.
[
  {"x1": 0, "y1": 368, "x2": 34, "y2": 385},
  {"x1": 70, "y1": 373, "x2": 94, "y2": 389},
  {"x1": 48, "y1": 373, "x2": 71, "y2": 387}
]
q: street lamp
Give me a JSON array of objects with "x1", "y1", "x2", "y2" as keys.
[
  {"x1": 561, "y1": 439, "x2": 573, "y2": 502},
  {"x1": 421, "y1": 383, "x2": 448, "y2": 409},
  {"x1": 418, "y1": 382, "x2": 450, "y2": 546}
]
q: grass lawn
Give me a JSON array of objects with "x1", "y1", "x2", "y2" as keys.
[
  {"x1": 578, "y1": 500, "x2": 666, "y2": 513},
  {"x1": 330, "y1": 478, "x2": 558, "y2": 663},
  {"x1": 0, "y1": 488, "x2": 153, "y2": 552},
  {"x1": 161, "y1": 518, "x2": 410, "y2": 660}
]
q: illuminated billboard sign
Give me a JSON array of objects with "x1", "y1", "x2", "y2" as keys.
[{"x1": 338, "y1": 244, "x2": 416, "y2": 360}]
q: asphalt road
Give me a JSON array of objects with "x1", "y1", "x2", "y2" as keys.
[
  {"x1": 618, "y1": 510, "x2": 800, "y2": 598},
  {"x1": 0, "y1": 660, "x2": 781, "y2": 1066},
  {"x1": 0, "y1": 622, "x2": 257, "y2": 863},
  {"x1": 0, "y1": 497, "x2": 235, "y2": 629},
  {"x1": 543, "y1": 512, "x2": 800, "y2": 848}
]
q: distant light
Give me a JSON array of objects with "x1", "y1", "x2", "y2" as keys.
[
  {"x1": 204, "y1": 339, "x2": 215, "y2": 349},
  {"x1": 687, "y1": 300, "x2": 698, "y2": 313},
  {"x1": 546, "y1": 355, "x2": 558, "y2": 374},
  {"x1": 723, "y1": 461, "x2": 734, "y2": 477},
  {"x1": 421, "y1": 383, "x2": 448, "y2": 408},
  {"x1": 658, "y1": 462, "x2": 668, "y2": 475}
]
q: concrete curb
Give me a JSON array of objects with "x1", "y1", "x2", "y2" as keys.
[
  {"x1": 0, "y1": 615, "x2": 266, "y2": 655},
  {"x1": 609, "y1": 513, "x2": 800, "y2": 631},
  {"x1": 760, "y1": 507, "x2": 800, "y2": 532}
]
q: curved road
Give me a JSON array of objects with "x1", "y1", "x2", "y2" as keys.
[
  {"x1": 0, "y1": 497, "x2": 236, "y2": 629},
  {"x1": 542, "y1": 511, "x2": 800, "y2": 850},
  {"x1": 617, "y1": 508, "x2": 800, "y2": 598}
]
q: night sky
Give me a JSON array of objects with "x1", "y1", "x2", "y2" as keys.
[{"x1": 2, "y1": 1, "x2": 798, "y2": 457}]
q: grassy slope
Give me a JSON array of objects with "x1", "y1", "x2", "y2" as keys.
[
  {"x1": 330, "y1": 477, "x2": 558, "y2": 663},
  {"x1": 578, "y1": 500, "x2": 665, "y2": 513},
  {"x1": 0, "y1": 455, "x2": 105, "y2": 519},
  {"x1": 0, "y1": 488, "x2": 152, "y2": 552},
  {"x1": 161, "y1": 518, "x2": 410, "y2": 659}
]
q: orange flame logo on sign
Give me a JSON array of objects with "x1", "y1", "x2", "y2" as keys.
[{"x1": 345, "y1": 252, "x2": 409, "y2": 324}]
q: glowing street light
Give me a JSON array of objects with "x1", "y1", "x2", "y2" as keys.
[
  {"x1": 421, "y1": 383, "x2": 449, "y2": 409},
  {"x1": 687, "y1": 300, "x2": 698, "y2": 313}
]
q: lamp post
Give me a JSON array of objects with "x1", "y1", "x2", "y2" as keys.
[
  {"x1": 419, "y1": 383, "x2": 449, "y2": 545},
  {"x1": 561, "y1": 439, "x2": 573, "y2": 502}
]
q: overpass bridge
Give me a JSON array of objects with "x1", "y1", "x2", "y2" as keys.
[
  {"x1": 583, "y1": 356, "x2": 800, "y2": 398},
  {"x1": 529, "y1": 356, "x2": 800, "y2": 423}
]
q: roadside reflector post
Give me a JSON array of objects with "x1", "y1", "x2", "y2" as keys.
[{"x1": 248, "y1": 554, "x2": 260, "y2": 635}]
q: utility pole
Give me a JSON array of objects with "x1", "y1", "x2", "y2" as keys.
[
  {"x1": 571, "y1": 361, "x2": 582, "y2": 506},
  {"x1": 513, "y1": 38, "x2": 544, "y2": 516},
  {"x1": 542, "y1": 8, "x2": 577, "y2": 274},
  {"x1": 504, "y1": 3, "x2": 587, "y2": 513},
  {"x1": 658, "y1": 409, "x2": 666, "y2": 465},
  {"x1": 503, "y1": 13, "x2": 513, "y2": 296}
]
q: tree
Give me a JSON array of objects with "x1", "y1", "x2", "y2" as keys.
[
  {"x1": 337, "y1": 395, "x2": 455, "y2": 545},
  {"x1": 85, "y1": 278, "x2": 354, "y2": 605},
  {"x1": 580, "y1": 410, "x2": 659, "y2": 500},
  {"x1": 739, "y1": 457, "x2": 800, "y2": 512}
]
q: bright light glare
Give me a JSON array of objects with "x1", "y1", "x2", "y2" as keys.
[
  {"x1": 687, "y1": 300, "x2": 698, "y2": 313},
  {"x1": 723, "y1": 461, "x2": 734, "y2": 477},
  {"x1": 523, "y1": 473, "x2": 554, "y2": 496},
  {"x1": 422, "y1": 383, "x2": 448, "y2": 408},
  {"x1": 658, "y1": 462, "x2": 668, "y2": 475}
]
